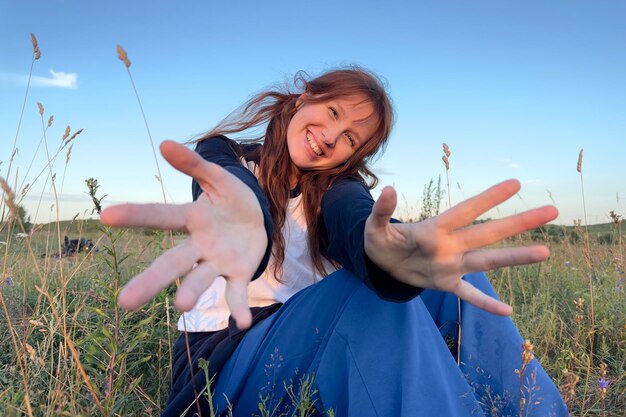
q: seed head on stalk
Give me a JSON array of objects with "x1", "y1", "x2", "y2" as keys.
[
  {"x1": 66, "y1": 128, "x2": 84, "y2": 145},
  {"x1": 62, "y1": 126, "x2": 70, "y2": 141},
  {"x1": 66, "y1": 144, "x2": 74, "y2": 164},
  {"x1": 0, "y1": 177, "x2": 18, "y2": 215},
  {"x1": 577, "y1": 149, "x2": 583, "y2": 173},
  {"x1": 31, "y1": 33, "x2": 41, "y2": 60},
  {"x1": 117, "y1": 45, "x2": 131, "y2": 68},
  {"x1": 443, "y1": 143, "x2": 451, "y2": 158},
  {"x1": 442, "y1": 155, "x2": 449, "y2": 170}
]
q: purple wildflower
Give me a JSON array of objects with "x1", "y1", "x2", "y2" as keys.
[
  {"x1": 564, "y1": 261, "x2": 571, "y2": 268},
  {"x1": 4, "y1": 277, "x2": 11, "y2": 286},
  {"x1": 598, "y1": 378, "x2": 609, "y2": 390}
]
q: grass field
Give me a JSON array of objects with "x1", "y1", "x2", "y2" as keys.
[
  {"x1": 1, "y1": 216, "x2": 624, "y2": 416},
  {"x1": 1, "y1": 35, "x2": 624, "y2": 417}
]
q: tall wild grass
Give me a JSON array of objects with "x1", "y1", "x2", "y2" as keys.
[{"x1": 1, "y1": 34, "x2": 624, "y2": 416}]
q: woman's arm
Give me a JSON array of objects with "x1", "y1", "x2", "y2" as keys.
[{"x1": 321, "y1": 176, "x2": 422, "y2": 302}]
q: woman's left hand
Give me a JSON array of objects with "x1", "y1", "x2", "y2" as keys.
[{"x1": 364, "y1": 179, "x2": 558, "y2": 316}]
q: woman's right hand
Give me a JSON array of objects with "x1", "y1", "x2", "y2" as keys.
[{"x1": 100, "y1": 140, "x2": 267, "y2": 329}]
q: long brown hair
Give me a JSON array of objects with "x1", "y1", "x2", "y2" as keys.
[{"x1": 195, "y1": 67, "x2": 394, "y2": 278}]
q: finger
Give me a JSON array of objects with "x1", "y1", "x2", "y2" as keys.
[
  {"x1": 438, "y1": 179, "x2": 521, "y2": 230},
  {"x1": 160, "y1": 141, "x2": 229, "y2": 192},
  {"x1": 118, "y1": 242, "x2": 199, "y2": 310},
  {"x1": 368, "y1": 186, "x2": 397, "y2": 230},
  {"x1": 224, "y1": 280, "x2": 252, "y2": 330},
  {"x1": 175, "y1": 262, "x2": 220, "y2": 311},
  {"x1": 461, "y1": 246, "x2": 550, "y2": 272},
  {"x1": 456, "y1": 205, "x2": 558, "y2": 249},
  {"x1": 454, "y1": 280, "x2": 513, "y2": 316},
  {"x1": 101, "y1": 202, "x2": 190, "y2": 231}
]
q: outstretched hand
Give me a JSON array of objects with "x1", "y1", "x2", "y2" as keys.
[
  {"x1": 100, "y1": 141, "x2": 267, "y2": 329},
  {"x1": 364, "y1": 180, "x2": 558, "y2": 316}
]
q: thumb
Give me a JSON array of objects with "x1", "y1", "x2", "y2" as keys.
[
  {"x1": 368, "y1": 186, "x2": 397, "y2": 229},
  {"x1": 224, "y1": 280, "x2": 253, "y2": 330}
]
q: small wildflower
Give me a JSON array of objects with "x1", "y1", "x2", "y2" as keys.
[
  {"x1": 564, "y1": 261, "x2": 571, "y2": 268},
  {"x1": 598, "y1": 363, "x2": 609, "y2": 401},
  {"x1": 4, "y1": 277, "x2": 12, "y2": 286},
  {"x1": 598, "y1": 377, "x2": 609, "y2": 401},
  {"x1": 598, "y1": 378, "x2": 609, "y2": 390}
]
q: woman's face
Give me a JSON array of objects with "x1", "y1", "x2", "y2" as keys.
[{"x1": 286, "y1": 95, "x2": 378, "y2": 172}]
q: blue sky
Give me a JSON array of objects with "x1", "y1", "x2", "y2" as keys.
[{"x1": 1, "y1": 0, "x2": 625, "y2": 225}]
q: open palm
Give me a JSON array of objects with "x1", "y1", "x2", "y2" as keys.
[
  {"x1": 100, "y1": 141, "x2": 266, "y2": 329},
  {"x1": 365, "y1": 180, "x2": 558, "y2": 315}
]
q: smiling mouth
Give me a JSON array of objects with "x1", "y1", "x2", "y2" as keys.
[{"x1": 306, "y1": 132, "x2": 323, "y2": 156}]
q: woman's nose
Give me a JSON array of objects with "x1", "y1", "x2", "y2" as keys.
[{"x1": 322, "y1": 129, "x2": 340, "y2": 147}]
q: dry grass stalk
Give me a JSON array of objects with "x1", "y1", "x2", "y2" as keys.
[
  {"x1": 560, "y1": 368, "x2": 580, "y2": 407},
  {"x1": 20, "y1": 183, "x2": 29, "y2": 198},
  {"x1": 440, "y1": 143, "x2": 458, "y2": 368},
  {"x1": 31, "y1": 33, "x2": 41, "y2": 60},
  {"x1": 515, "y1": 339, "x2": 535, "y2": 416},
  {"x1": 66, "y1": 144, "x2": 74, "y2": 163},
  {"x1": 117, "y1": 44, "x2": 131, "y2": 68},
  {"x1": 0, "y1": 177, "x2": 18, "y2": 215},
  {"x1": 577, "y1": 149, "x2": 583, "y2": 173},
  {"x1": 37, "y1": 102, "x2": 44, "y2": 116},
  {"x1": 62, "y1": 126, "x2": 70, "y2": 141},
  {"x1": 443, "y1": 142, "x2": 451, "y2": 157},
  {"x1": 521, "y1": 339, "x2": 535, "y2": 365},
  {"x1": 66, "y1": 128, "x2": 84, "y2": 145}
]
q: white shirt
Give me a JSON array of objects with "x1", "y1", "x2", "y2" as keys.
[{"x1": 178, "y1": 165, "x2": 337, "y2": 332}]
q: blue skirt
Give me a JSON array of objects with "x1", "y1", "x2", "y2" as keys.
[{"x1": 165, "y1": 270, "x2": 569, "y2": 416}]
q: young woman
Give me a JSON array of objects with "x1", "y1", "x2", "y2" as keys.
[{"x1": 101, "y1": 68, "x2": 568, "y2": 416}]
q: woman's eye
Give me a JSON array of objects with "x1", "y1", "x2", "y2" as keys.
[
  {"x1": 329, "y1": 107, "x2": 338, "y2": 119},
  {"x1": 344, "y1": 133, "x2": 355, "y2": 147}
]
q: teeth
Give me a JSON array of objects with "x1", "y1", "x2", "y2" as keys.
[{"x1": 306, "y1": 132, "x2": 322, "y2": 156}]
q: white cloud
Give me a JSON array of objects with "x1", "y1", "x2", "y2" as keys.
[
  {"x1": 31, "y1": 69, "x2": 78, "y2": 89},
  {"x1": 498, "y1": 158, "x2": 521, "y2": 169},
  {"x1": 0, "y1": 69, "x2": 78, "y2": 89}
]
